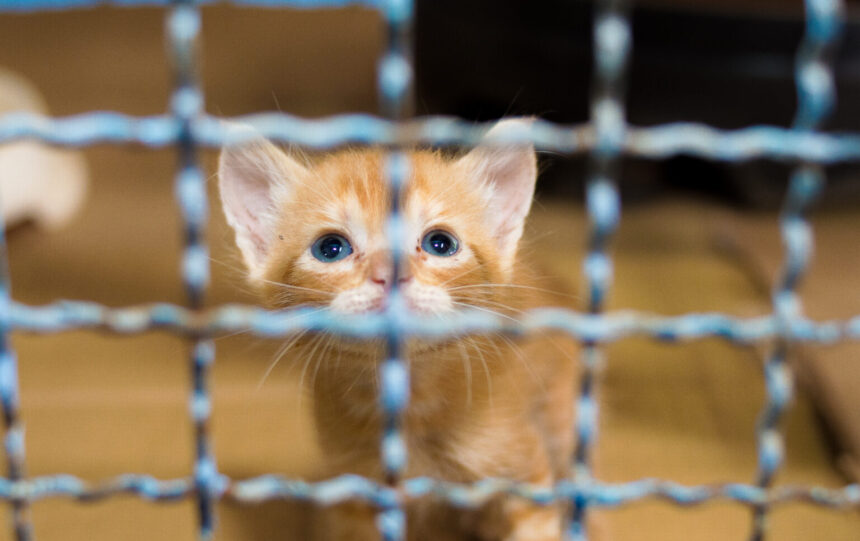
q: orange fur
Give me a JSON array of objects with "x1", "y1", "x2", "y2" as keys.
[{"x1": 219, "y1": 125, "x2": 580, "y2": 540}]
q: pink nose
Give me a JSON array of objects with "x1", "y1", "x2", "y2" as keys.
[
  {"x1": 369, "y1": 253, "x2": 411, "y2": 291},
  {"x1": 369, "y1": 254, "x2": 393, "y2": 290},
  {"x1": 371, "y1": 266, "x2": 390, "y2": 289}
]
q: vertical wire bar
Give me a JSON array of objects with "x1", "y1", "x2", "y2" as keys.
[
  {"x1": 166, "y1": 1, "x2": 219, "y2": 539},
  {"x1": 749, "y1": 1, "x2": 843, "y2": 540},
  {"x1": 0, "y1": 200, "x2": 30, "y2": 541},
  {"x1": 377, "y1": 1, "x2": 413, "y2": 540},
  {"x1": 569, "y1": 1, "x2": 629, "y2": 540}
]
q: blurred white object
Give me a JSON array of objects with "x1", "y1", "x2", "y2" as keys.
[{"x1": 0, "y1": 68, "x2": 88, "y2": 229}]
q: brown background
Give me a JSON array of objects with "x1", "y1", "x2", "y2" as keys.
[{"x1": 0, "y1": 3, "x2": 858, "y2": 540}]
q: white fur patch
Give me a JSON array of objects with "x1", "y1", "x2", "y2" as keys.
[
  {"x1": 402, "y1": 281, "x2": 453, "y2": 315},
  {"x1": 330, "y1": 283, "x2": 386, "y2": 314}
]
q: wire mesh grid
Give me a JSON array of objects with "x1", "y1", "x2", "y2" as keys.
[{"x1": 0, "y1": 0, "x2": 858, "y2": 540}]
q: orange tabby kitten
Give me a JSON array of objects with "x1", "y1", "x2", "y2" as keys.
[{"x1": 219, "y1": 119, "x2": 578, "y2": 541}]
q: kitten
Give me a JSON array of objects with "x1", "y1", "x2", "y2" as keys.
[{"x1": 219, "y1": 118, "x2": 578, "y2": 541}]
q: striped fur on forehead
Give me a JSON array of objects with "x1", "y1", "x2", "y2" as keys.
[
  {"x1": 315, "y1": 149, "x2": 389, "y2": 214},
  {"x1": 279, "y1": 148, "x2": 496, "y2": 250},
  {"x1": 306, "y1": 149, "x2": 491, "y2": 230}
]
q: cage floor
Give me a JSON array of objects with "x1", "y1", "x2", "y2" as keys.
[{"x1": 0, "y1": 147, "x2": 852, "y2": 540}]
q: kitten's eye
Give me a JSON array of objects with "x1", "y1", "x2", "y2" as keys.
[
  {"x1": 421, "y1": 230, "x2": 459, "y2": 257},
  {"x1": 311, "y1": 234, "x2": 353, "y2": 262}
]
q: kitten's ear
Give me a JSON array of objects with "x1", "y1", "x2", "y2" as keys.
[
  {"x1": 218, "y1": 134, "x2": 307, "y2": 279},
  {"x1": 457, "y1": 117, "x2": 537, "y2": 276}
]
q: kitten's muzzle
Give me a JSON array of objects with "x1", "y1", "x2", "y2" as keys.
[
  {"x1": 368, "y1": 251, "x2": 412, "y2": 293},
  {"x1": 370, "y1": 274, "x2": 412, "y2": 294}
]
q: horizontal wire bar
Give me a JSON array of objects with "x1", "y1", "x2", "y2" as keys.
[
  {"x1": 8, "y1": 301, "x2": 860, "y2": 344},
  {"x1": 2, "y1": 112, "x2": 860, "y2": 162},
  {"x1": 0, "y1": 0, "x2": 393, "y2": 12},
  {"x1": 0, "y1": 473, "x2": 856, "y2": 510}
]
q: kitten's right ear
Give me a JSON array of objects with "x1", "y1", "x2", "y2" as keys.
[{"x1": 218, "y1": 135, "x2": 306, "y2": 279}]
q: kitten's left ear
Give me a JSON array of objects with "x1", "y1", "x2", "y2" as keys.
[
  {"x1": 457, "y1": 117, "x2": 537, "y2": 276},
  {"x1": 218, "y1": 130, "x2": 307, "y2": 282}
]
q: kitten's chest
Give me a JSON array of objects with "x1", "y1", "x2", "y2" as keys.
[{"x1": 312, "y1": 345, "x2": 538, "y2": 481}]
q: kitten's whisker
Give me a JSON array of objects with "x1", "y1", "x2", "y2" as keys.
[
  {"x1": 256, "y1": 328, "x2": 312, "y2": 390},
  {"x1": 207, "y1": 255, "x2": 340, "y2": 305},
  {"x1": 296, "y1": 333, "x2": 331, "y2": 409},
  {"x1": 452, "y1": 300, "x2": 561, "y2": 393},
  {"x1": 450, "y1": 301, "x2": 521, "y2": 324},
  {"x1": 259, "y1": 279, "x2": 334, "y2": 297},
  {"x1": 450, "y1": 300, "x2": 542, "y2": 384},
  {"x1": 459, "y1": 328, "x2": 540, "y2": 390},
  {"x1": 545, "y1": 334, "x2": 578, "y2": 364},
  {"x1": 310, "y1": 333, "x2": 337, "y2": 392},
  {"x1": 298, "y1": 333, "x2": 329, "y2": 391},
  {"x1": 447, "y1": 283, "x2": 580, "y2": 301},
  {"x1": 480, "y1": 333, "x2": 506, "y2": 361},
  {"x1": 461, "y1": 299, "x2": 579, "y2": 368},
  {"x1": 208, "y1": 256, "x2": 249, "y2": 276},
  {"x1": 333, "y1": 340, "x2": 385, "y2": 398},
  {"x1": 213, "y1": 327, "x2": 253, "y2": 342},
  {"x1": 344, "y1": 359, "x2": 371, "y2": 395},
  {"x1": 456, "y1": 340, "x2": 474, "y2": 408},
  {"x1": 465, "y1": 337, "x2": 493, "y2": 408},
  {"x1": 495, "y1": 332, "x2": 543, "y2": 389},
  {"x1": 207, "y1": 255, "x2": 263, "y2": 297},
  {"x1": 439, "y1": 265, "x2": 483, "y2": 287},
  {"x1": 453, "y1": 296, "x2": 527, "y2": 317}
]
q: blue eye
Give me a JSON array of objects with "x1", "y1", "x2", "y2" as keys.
[
  {"x1": 311, "y1": 234, "x2": 353, "y2": 262},
  {"x1": 421, "y1": 230, "x2": 459, "y2": 257}
]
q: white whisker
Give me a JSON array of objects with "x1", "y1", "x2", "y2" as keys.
[
  {"x1": 466, "y1": 337, "x2": 493, "y2": 408},
  {"x1": 310, "y1": 333, "x2": 337, "y2": 391},
  {"x1": 453, "y1": 296, "x2": 528, "y2": 318},
  {"x1": 495, "y1": 332, "x2": 543, "y2": 390},
  {"x1": 450, "y1": 301, "x2": 521, "y2": 324},
  {"x1": 456, "y1": 340, "x2": 473, "y2": 407},
  {"x1": 213, "y1": 327, "x2": 253, "y2": 342},
  {"x1": 256, "y1": 328, "x2": 311, "y2": 390},
  {"x1": 439, "y1": 265, "x2": 483, "y2": 287},
  {"x1": 259, "y1": 279, "x2": 335, "y2": 297},
  {"x1": 297, "y1": 334, "x2": 328, "y2": 408},
  {"x1": 447, "y1": 283, "x2": 580, "y2": 301}
]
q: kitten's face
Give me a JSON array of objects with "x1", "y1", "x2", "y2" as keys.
[
  {"x1": 258, "y1": 150, "x2": 507, "y2": 315},
  {"x1": 218, "y1": 119, "x2": 536, "y2": 318}
]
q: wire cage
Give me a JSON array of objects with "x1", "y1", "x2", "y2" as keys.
[{"x1": 0, "y1": 0, "x2": 858, "y2": 540}]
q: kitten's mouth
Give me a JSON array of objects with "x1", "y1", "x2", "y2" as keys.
[{"x1": 330, "y1": 283, "x2": 452, "y2": 316}]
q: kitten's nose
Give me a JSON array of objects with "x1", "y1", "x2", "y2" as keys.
[
  {"x1": 368, "y1": 252, "x2": 413, "y2": 291},
  {"x1": 369, "y1": 253, "x2": 393, "y2": 291}
]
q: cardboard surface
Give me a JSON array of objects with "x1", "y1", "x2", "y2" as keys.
[{"x1": 719, "y1": 209, "x2": 860, "y2": 486}]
